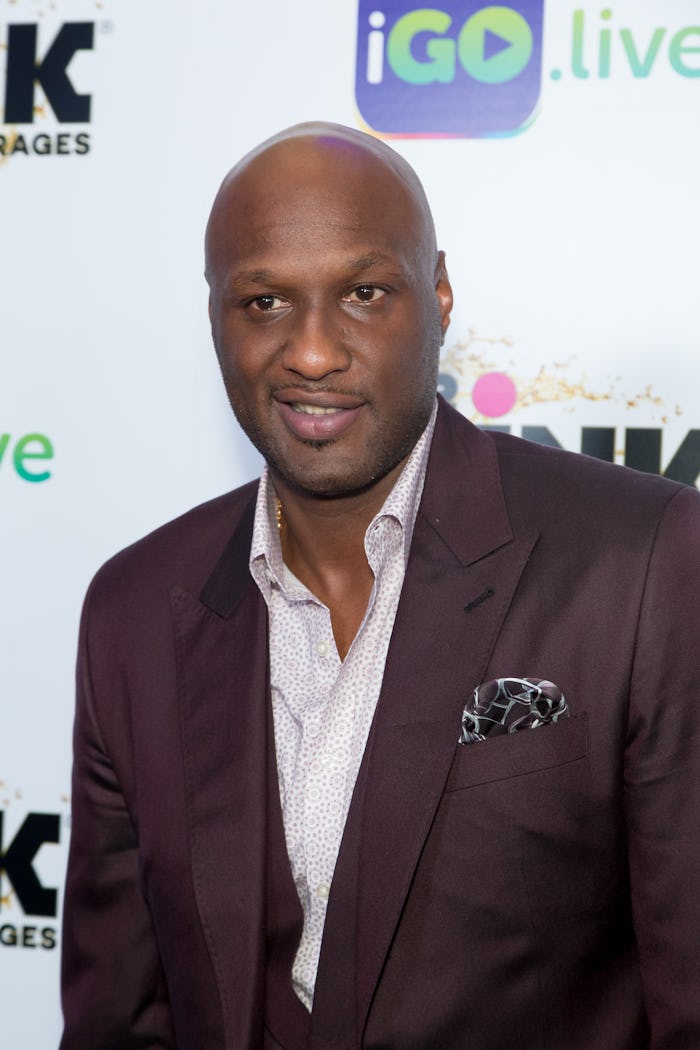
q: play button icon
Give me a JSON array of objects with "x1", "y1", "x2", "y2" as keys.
[
  {"x1": 484, "y1": 28, "x2": 513, "y2": 61},
  {"x1": 459, "y1": 6, "x2": 534, "y2": 84}
]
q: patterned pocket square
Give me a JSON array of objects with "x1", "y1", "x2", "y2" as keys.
[{"x1": 459, "y1": 676, "x2": 569, "y2": 744}]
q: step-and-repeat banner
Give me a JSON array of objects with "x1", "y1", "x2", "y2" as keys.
[{"x1": 2, "y1": 1, "x2": 698, "y2": 1043}]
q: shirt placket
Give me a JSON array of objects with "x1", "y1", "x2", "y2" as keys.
[{"x1": 292, "y1": 601, "x2": 343, "y2": 996}]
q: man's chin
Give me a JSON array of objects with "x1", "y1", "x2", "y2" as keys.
[
  {"x1": 277, "y1": 475, "x2": 378, "y2": 501},
  {"x1": 270, "y1": 459, "x2": 397, "y2": 502}
]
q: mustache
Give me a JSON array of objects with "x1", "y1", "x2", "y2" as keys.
[{"x1": 269, "y1": 382, "x2": 367, "y2": 398}]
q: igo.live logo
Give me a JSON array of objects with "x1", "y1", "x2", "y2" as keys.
[{"x1": 355, "y1": 2, "x2": 700, "y2": 137}]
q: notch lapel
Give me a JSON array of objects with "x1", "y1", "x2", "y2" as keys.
[{"x1": 172, "y1": 493, "x2": 270, "y2": 1049}]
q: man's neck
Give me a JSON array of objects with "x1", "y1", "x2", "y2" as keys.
[{"x1": 271, "y1": 463, "x2": 407, "y2": 659}]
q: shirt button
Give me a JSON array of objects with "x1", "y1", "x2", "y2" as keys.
[
  {"x1": 316, "y1": 882, "x2": 330, "y2": 900},
  {"x1": 315, "y1": 639, "x2": 330, "y2": 657},
  {"x1": 320, "y1": 752, "x2": 337, "y2": 769}
]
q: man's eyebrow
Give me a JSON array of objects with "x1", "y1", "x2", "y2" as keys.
[
  {"x1": 229, "y1": 269, "x2": 277, "y2": 286},
  {"x1": 227, "y1": 254, "x2": 394, "y2": 288},
  {"x1": 347, "y1": 252, "x2": 393, "y2": 271}
]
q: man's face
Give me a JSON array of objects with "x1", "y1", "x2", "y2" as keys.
[{"x1": 206, "y1": 138, "x2": 452, "y2": 500}]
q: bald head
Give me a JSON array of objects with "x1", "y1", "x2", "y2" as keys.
[{"x1": 204, "y1": 122, "x2": 439, "y2": 290}]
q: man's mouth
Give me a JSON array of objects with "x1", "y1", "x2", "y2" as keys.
[{"x1": 274, "y1": 396, "x2": 364, "y2": 441}]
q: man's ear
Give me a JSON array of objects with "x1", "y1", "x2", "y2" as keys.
[
  {"x1": 434, "y1": 251, "x2": 453, "y2": 344},
  {"x1": 207, "y1": 292, "x2": 221, "y2": 355}
]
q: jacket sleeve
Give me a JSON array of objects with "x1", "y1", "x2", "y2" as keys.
[
  {"x1": 59, "y1": 581, "x2": 175, "y2": 1049},
  {"x1": 625, "y1": 483, "x2": 700, "y2": 1048}
]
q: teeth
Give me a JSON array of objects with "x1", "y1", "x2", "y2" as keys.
[{"x1": 292, "y1": 403, "x2": 340, "y2": 415}]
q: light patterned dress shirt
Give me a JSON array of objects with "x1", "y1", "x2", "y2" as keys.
[{"x1": 249, "y1": 401, "x2": 437, "y2": 1010}]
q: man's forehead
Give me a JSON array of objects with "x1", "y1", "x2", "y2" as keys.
[{"x1": 213, "y1": 203, "x2": 426, "y2": 284}]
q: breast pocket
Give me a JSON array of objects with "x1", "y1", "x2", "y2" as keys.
[{"x1": 443, "y1": 713, "x2": 589, "y2": 793}]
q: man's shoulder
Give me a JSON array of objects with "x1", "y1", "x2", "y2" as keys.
[
  {"x1": 88, "y1": 479, "x2": 259, "y2": 609},
  {"x1": 437, "y1": 398, "x2": 697, "y2": 530},
  {"x1": 491, "y1": 426, "x2": 686, "y2": 507},
  {"x1": 488, "y1": 427, "x2": 700, "y2": 554}
]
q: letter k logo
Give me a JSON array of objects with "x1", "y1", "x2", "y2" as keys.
[
  {"x1": 0, "y1": 812, "x2": 60, "y2": 917},
  {"x1": 4, "y1": 22, "x2": 94, "y2": 124}
]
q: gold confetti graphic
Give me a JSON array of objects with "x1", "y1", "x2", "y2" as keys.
[{"x1": 441, "y1": 329, "x2": 679, "y2": 426}]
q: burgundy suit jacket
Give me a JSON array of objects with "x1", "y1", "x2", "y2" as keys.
[{"x1": 60, "y1": 398, "x2": 700, "y2": 1049}]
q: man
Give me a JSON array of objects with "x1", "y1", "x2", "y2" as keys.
[{"x1": 60, "y1": 122, "x2": 700, "y2": 1049}]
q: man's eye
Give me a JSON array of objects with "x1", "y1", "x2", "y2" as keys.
[
  {"x1": 346, "y1": 285, "x2": 385, "y2": 304},
  {"x1": 248, "y1": 295, "x2": 288, "y2": 312}
]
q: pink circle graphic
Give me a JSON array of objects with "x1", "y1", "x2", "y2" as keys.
[{"x1": 472, "y1": 372, "x2": 517, "y2": 418}]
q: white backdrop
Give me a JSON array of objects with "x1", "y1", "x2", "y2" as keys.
[{"x1": 1, "y1": 1, "x2": 698, "y2": 1044}]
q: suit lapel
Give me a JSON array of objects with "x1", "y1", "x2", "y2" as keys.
[
  {"x1": 172, "y1": 493, "x2": 270, "y2": 1049},
  {"x1": 312, "y1": 401, "x2": 539, "y2": 1044},
  {"x1": 353, "y1": 526, "x2": 538, "y2": 1034}
]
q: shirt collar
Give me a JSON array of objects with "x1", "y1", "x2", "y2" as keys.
[
  {"x1": 249, "y1": 399, "x2": 438, "y2": 601},
  {"x1": 369, "y1": 398, "x2": 437, "y2": 567}
]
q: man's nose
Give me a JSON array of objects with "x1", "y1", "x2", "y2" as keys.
[{"x1": 280, "y1": 303, "x2": 351, "y2": 379}]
